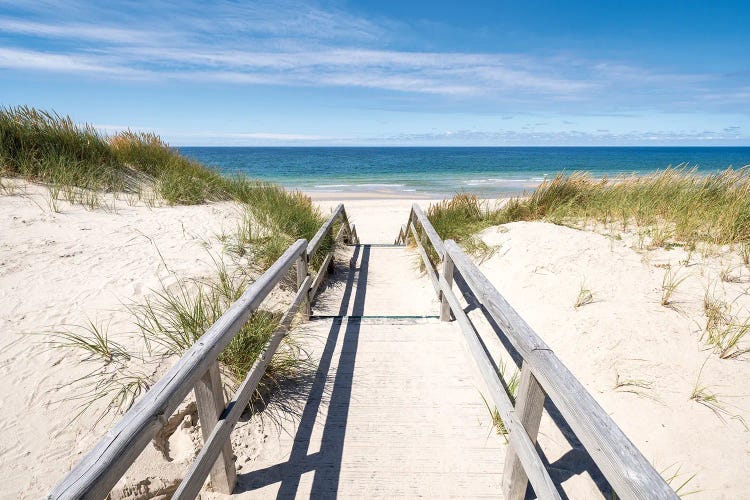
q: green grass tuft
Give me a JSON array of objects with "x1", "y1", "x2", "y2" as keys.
[
  {"x1": 10, "y1": 106, "x2": 326, "y2": 419},
  {"x1": 429, "y1": 168, "x2": 750, "y2": 251},
  {"x1": 426, "y1": 193, "x2": 499, "y2": 260}
]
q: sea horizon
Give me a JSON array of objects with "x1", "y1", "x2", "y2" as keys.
[{"x1": 179, "y1": 146, "x2": 750, "y2": 197}]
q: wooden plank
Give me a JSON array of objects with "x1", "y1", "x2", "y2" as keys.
[
  {"x1": 503, "y1": 364, "x2": 546, "y2": 500},
  {"x1": 308, "y1": 204, "x2": 343, "y2": 259},
  {"x1": 440, "y1": 253, "x2": 454, "y2": 322},
  {"x1": 395, "y1": 224, "x2": 407, "y2": 245},
  {"x1": 296, "y1": 254, "x2": 310, "y2": 320},
  {"x1": 411, "y1": 203, "x2": 445, "y2": 259},
  {"x1": 339, "y1": 207, "x2": 353, "y2": 244},
  {"x1": 409, "y1": 222, "x2": 440, "y2": 297},
  {"x1": 437, "y1": 274, "x2": 561, "y2": 499},
  {"x1": 173, "y1": 275, "x2": 312, "y2": 500},
  {"x1": 309, "y1": 252, "x2": 333, "y2": 302},
  {"x1": 335, "y1": 223, "x2": 347, "y2": 243},
  {"x1": 193, "y1": 362, "x2": 236, "y2": 493},
  {"x1": 443, "y1": 239, "x2": 678, "y2": 500},
  {"x1": 48, "y1": 239, "x2": 308, "y2": 499}
]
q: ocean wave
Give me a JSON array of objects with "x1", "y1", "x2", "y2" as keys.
[
  {"x1": 356, "y1": 183, "x2": 406, "y2": 188},
  {"x1": 462, "y1": 177, "x2": 545, "y2": 186}
]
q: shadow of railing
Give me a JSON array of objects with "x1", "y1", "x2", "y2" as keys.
[{"x1": 237, "y1": 245, "x2": 371, "y2": 498}]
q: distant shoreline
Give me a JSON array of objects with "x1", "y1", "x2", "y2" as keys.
[{"x1": 179, "y1": 146, "x2": 750, "y2": 198}]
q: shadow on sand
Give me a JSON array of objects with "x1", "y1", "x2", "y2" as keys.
[{"x1": 236, "y1": 245, "x2": 370, "y2": 498}]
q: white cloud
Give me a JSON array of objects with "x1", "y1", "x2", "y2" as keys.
[
  {"x1": 0, "y1": 18, "x2": 152, "y2": 44},
  {"x1": 0, "y1": 47, "x2": 148, "y2": 78},
  {"x1": 371, "y1": 128, "x2": 749, "y2": 146},
  {"x1": 0, "y1": 1, "x2": 748, "y2": 116}
]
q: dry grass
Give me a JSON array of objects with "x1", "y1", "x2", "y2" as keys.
[
  {"x1": 499, "y1": 168, "x2": 750, "y2": 245},
  {"x1": 574, "y1": 281, "x2": 594, "y2": 308},
  {"x1": 485, "y1": 359, "x2": 520, "y2": 441},
  {"x1": 613, "y1": 370, "x2": 657, "y2": 401},
  {"x1": 701, "y1": 289, "x2": 750, "y2": 359},
  {"x1": 7, "y1": 106, "x2": 327, "y2": 419},
  {"x1": 431, "y1": 168, "x2": 750, "y2": 251},
  {"x1": 426, "y1": 194, "x2": 499, "y2": 260},
  {"x1": 740, "y1": 241, "x2": 750, "y2": 266},
  {"x1": 661, "y1": 267, "x2": 688, "y2": 307}
]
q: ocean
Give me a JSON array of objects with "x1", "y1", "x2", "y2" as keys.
[{"x1": 178, "y1": 147, "x2": 750, "y2": 197}]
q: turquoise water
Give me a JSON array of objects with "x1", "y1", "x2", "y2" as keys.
[{"x1": 178, "y1": 147, "x2": 750, "y2": 197}]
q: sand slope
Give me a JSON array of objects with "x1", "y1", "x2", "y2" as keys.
[
  {"x1": 0, "y1": 183, "x2": 244, "y2": 498},
  {"x1": 475, "y1": 221, "x2": 750, "y2": 497}
]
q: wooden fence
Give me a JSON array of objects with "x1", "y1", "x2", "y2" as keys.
[
  {"x1": 48, "y1": 204, "x2": 358, "y2": 499},
  {"x1": 396, "y1": 203, "x2": 678, "y2": 500}
]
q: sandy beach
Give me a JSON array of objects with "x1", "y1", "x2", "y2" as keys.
[{"x1": 1, "y1": 182, "x2": 749, "y2": 498}]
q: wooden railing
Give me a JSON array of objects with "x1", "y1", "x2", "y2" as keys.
[
  {"x1": 396, "y1": 204, "x2": 678, "y2": 500},
  {"x1": 48, "y1": 204, "x2": 358, "y2": 500}
]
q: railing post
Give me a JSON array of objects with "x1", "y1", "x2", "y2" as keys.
[
  {"x1": 503, "y1": 363, "x2": 546, "y2": 500},
  {"x1": 439, "y1": 252, "x2": 454, "y2": 321},
  {"x1": 193, "y1": 362, "x2": 236, "y2": 494},
  {"x1": 297, "y1": 253, "x2": 310, "y2": 320},
  {"x1": 351, "y1": 224, "x2": 359, "y2": 245},
  {"x1": 341, "y1": 211, "x2": 352, "y2": 245},
  {"x1": 327, "y1": 224, "x2": 335, "y2": 273}
]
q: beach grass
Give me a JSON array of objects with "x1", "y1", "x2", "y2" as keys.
[
  {"x1": 428, "y1": 168, "x2": 750, "y2": 248},
  {"x1": 574, "y1": 281, "x2": 594, "y2": 308},
  {"x1": 501, "y1": 168, "x2": 750, "y2": 244},
  {"x1": 5, "y1": 106, "x2": 327, "y2": 417},
  {"x1": 0, "y1": 105, "x2": 326, "y2": 264}
]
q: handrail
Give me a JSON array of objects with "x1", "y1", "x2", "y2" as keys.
[
  {"x1": 397, "y1": 205, "x2": 677, "y2": 500},
  {"x1": 410, "y1": 203, "x2": 445, "y2": 258},
  {"x1": 308, "y1": 203, "x2": 345, "y2": 258},
  {"x1": 173, "y1": 273, "x2": 312, "y2": 499},
  {"x1": 50, "y1": 204, "x2": 357, "y2": 499}
]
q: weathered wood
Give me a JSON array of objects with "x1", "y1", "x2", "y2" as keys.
[
  {"x1": 439, "y1": 253, "x2": 454, "y2": 322},
  {"x1": 437, "y1": 274, "x2": 561, "y2": 499},
  {"x1": 296, "y1": 254, "x2": 310, "y2": 320},
  {"x1": 335, "y1": 222, "x2": 347, "y2": 243},
  {"x1": 394, "y1": 225, "x2": 403, "y2": 245},
  {"x1": 309, "y1": 252, "x2": 334, "y2": 302},
  {"x1": 443, "y1": 239, "x2": 678, "y2": 500},
  {"x1": 193, "y1": 362, "x2": 236, "y2": 493},
  {"x1": 503, "y1": 364, "x2": 546, "y2": 500},
  {"x1": 308, "y1": 204, "x2": 343, "y2": 259},
  {"x1": 173, "y1": 275, "x2": 312, "y2": 500},
  {"x1": 48, "y1": 239, "x2": 308, "y2": 499},
  {"x1": 327, "y1": 225, "x2": 336, "y2": 273},
  {"x1": 409, "y1": 222, "x2": 440, "y2": 296},
  {"x1": 411, "y1": 203, "x2": 445, "y2": 258}
]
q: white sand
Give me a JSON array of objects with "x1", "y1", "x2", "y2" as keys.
[
  {"x1": 1, "y1": 184, "x2": 749, "y2": 497},
  {"x1": 473, "y1": 222, "x2": 750, "y2": 497},
  {"x1": 0, "y1": 183, "x2": 245, "y2": 497}
]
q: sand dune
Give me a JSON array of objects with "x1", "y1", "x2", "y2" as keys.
[
  {"x1": 2, "y1": 185, "x2": 749, "y2": 498},
  {"x1": 0, "y1": 183, "x2": 245, "y2": 498}
]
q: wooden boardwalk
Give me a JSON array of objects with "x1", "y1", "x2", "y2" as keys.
[
  {"x1": 50, "y1": 204, "x2": 677, "y2": 500},
  {"x1": 236, "y1": 244, "x2": 505, "y2": 498}
]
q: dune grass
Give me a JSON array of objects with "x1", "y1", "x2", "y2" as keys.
[
  {"x1": 574, "y1": 281, "x2": 594, "y2": 308},
  {"x1": 1, "y1": 106, "x2": 224, "y2": 204},
  {"x1": 428, "y1": 168, "x2": 750, "y2": 249},
  {"x1": 6, "y1": 106, "x2": 327, "y2": 418},
  {"x1": 426, "y1": 194, "x2": 502, "y2": 258},
  {"x1": 133, "y1": 260, "x2": 290, "y2": 393},
  {"x1": 1, "y1": 105, "x2": 326, "y2": 265}
]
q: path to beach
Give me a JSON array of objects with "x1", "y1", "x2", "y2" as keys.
[{"x1": 231, "y1": 240, "x2": 505, "y2": 497}]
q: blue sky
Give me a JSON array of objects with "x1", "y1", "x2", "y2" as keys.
[{"x1": 0, "y1": 0, "x2": 749, "y2": 146}]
